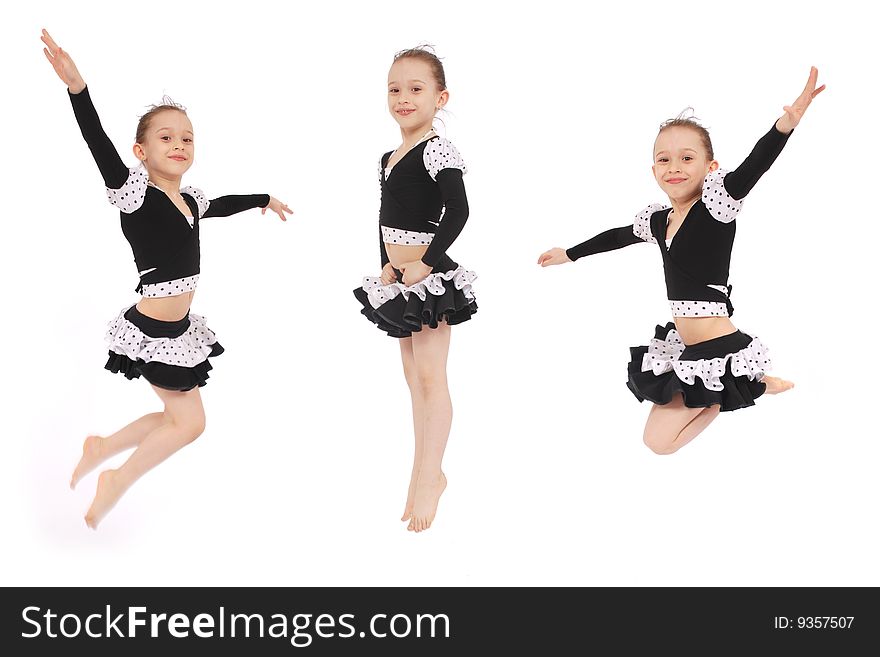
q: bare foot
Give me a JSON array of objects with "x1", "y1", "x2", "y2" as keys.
[
  {"x1": 71, "y1": 435, "x2": 105, "y2": 490},
  {"x1": 763, "y1": 375, "x2": 795, "y2": 395},
  {"x1": 84, "y1": 470, "x2": 126, "y2": 530},
  {"x1": 401, "y1": 468, "x2": 419, "y2": 522},
  {"x1": 407, "y1": 472, "x2": 447, "y2": 533}
]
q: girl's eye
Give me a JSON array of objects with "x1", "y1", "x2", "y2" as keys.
[
  {"x1": 683, "y1": 156, "x2": 693, "y2": 161},
  {"x1": 411, "y1": 87, "x2": 422, "y2": 93},
  {"x1": 184, "y1": 138, "x2": 193, "y2": 143},
  {"x1": 161, "y1": 136, "x2": 171, "y2": 141},
  {"x1": 657, "y1": 158, "x2": 668, "y2": 163},
  {"x1": 389, "y1": 88, "x2": 399, "y2": 94}
]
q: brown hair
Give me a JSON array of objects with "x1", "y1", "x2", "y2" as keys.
[
  {"x1": 657, "y1": 108, "x2": 714, "y2": 160},
  {"x1": 135, "y1": 96, "x2": 188, "y2": 143},
  {"x1": 393, "y1": 45, "x2": 446, "y2": 91}
]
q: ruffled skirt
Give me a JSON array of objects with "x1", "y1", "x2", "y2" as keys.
[
  {"x1": 104, "y1": 304, "x2": 224, "y2": 391},
  {"x1": 626, "y1": 322, "x2": 769, "y2": 412},
  {"x1": 353, "y1": 257, "x2": 478, "y2": 338}
]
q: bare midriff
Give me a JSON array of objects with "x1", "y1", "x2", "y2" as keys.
[
  {"x1": 136, "y1": 291, "x2": 195, "y2": 322},
  {"x1": 673, "y1": 315, "x2": 738, "y2": 346},
  {"x1": 385, "y1": 243, "x2": 429, "y2": 272}
]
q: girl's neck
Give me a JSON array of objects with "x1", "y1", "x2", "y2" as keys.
[
  {"x1": 668, "y1": 193, "x2": 700, "y2": 219},
  {"x1": 146, "y1": 168, "x2": 184, "y2": 196},
  {"x1": 398, "y1": 122, "x2": 435, "y2": 150}
]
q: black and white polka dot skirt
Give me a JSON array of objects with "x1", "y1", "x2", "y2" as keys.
[
  {"x1": 626, "y1": 322, "x2": 770, "y2": 412},
  {"x1": 104, "y1": 304, "x2": 224, "y2": 391},
  {"x1": 353, "y1": 254, "x2": 478, "y2": 338}
]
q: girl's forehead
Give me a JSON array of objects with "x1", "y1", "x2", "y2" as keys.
[
  {"x1": 388, "y1": 57, "x2": 434, "y2": 82},
  {"x1": 151, "y1": 110, "x2": 193, "y2": 132},
  {"x1": 654, "y1": 126, "x2": 702, "y2": 153}
]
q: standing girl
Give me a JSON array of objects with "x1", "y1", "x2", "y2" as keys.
[
  {"x1": 538, "y1": 68, "x2": 824, "y2": 454},
  {"x1": 42, "y1": 29, "x2": 293, "y2": 528},
  {"x1": 354, "y1": 47, "x2": 477, "y2": 532}
]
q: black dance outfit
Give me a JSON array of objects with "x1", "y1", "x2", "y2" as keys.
[
  {"x1": 68, "y1": 87, "x2": 269, "y2": 390},
  {"x1": 354, "y1": 135, "x2": 477, "y2": 337},
  {"x1": 566, "y1": 124, "x2": 792, "y2": 411}
]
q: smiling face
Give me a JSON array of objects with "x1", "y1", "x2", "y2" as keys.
[
  {"x1": 387, "y1": 57, "x2": 448, "y2": 134},
  {"x1": 652, "y1": 126, "x2": 718, "y2": 203},
  {"x1": 133, "y1": 109, "x2": 194, "y2": 179}
]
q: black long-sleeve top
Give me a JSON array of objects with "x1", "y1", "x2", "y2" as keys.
[
  {"x1": 68, "y1": 86, "x2": 270, "y2": 293},
  {"x1": 378, "y1": 136, "x2": 469, "y2": 269},
  {"x1": 564, "y1": 123, "x2": 792, "y2": 317}
]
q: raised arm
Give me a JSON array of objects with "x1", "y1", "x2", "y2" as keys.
[
  {"x1": 42, "y1": 29, "x2": 129, "y2": 189},
  {"x1": 724, "y1": 67, "x2": 825, "y2": 200}
]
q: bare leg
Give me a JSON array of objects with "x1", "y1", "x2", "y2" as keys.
[
  {"x1": 399, "y1": 337, "x2": 426, "y2": 522},
  {"x1": 762, "y1": 375, "x2": 794, "y2": 394},
  {"x1": 85, "y1": 385, "x2": 206, "y2": 529},
  {"x1": 643, "y1": 395, "x2": 722, "y2": 455},
  {"x1": 71, "y1": 413, "x2": 166, "y2": 489},
  {"x1": 407, "y1": 321, "x2": 452, "y2": 532}
]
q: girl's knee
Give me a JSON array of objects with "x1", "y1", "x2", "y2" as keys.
[
  {"x1": 168, "y1": 410, "x2": 206, "y2": 442},
  {"x1": 642, "y1": 430, "x2": 679, "y2": 455},
  {"x1": 415, "y1": 370, "x2": 447, "y2": 395}
]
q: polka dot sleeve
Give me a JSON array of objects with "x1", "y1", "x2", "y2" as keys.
[
  {"x1": 423, "y1": 138, "x2": 467, "y2": 181},
  {"x1": 633, "y1": 204, "x2": 667, "y2": 244},
  {"x1": 181, "y1": 186, "x2": 211, "y2": 219},
  {"x1": 701, "y1": 170, "x2": 743, "y2": 224},
  {"x1": 106, "y1": 165, "x2": 149, "y2": 214}
]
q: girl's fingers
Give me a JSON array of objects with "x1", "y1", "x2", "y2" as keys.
[{"x1": 42, "y1": 29, "x2": 59, "y2": 51}]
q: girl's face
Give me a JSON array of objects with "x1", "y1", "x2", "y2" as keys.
[
  {"x1": 387, "y1": 58, "x2": 448, "y2": 132},
  {"x1": 133, "y1": 109, "x2": 195, "y2": 179},
  {"x1": 652, "y1": 126, "x2": 718, "y2": 203}
]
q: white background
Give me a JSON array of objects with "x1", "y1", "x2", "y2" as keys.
[{"x1": 2, "y1": 0, "x2": 876, "y2": 587}]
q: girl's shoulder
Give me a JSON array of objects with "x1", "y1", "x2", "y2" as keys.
[
  {"x1": 422, "y1": 136, "x2": 467, "y2": 181},
  {"x1": 701, "y1": 169, "x2": 743, "y2": 224},
  {"x1": 633, "y1": 203, "x2": 670, "y2": 244}
]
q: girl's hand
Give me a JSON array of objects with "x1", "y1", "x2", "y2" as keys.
[
  {"x1": 537, "y1": 247, "x2": 572, "y2": 267},
  {"x1": 261, "y1": 196, "x2": 293, "y2": 221},
  {"x1": 400, "y1": 260, "x2": 433, "y2": 286},
  {"x1": 776, "y1": 66, "x2": 825, "y2": 133},
  {"x1": 41, "y1": 29, "x2": 86, "y2": 93},
  {"x1": 380, "y1": 262, "x2": 397, "y2": 286}
]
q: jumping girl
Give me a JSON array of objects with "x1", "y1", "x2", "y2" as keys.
[
  {"x1": 42, "y1": 29, "x2": 293, "y2": 528},
  {"x1": 538, "y1": 67, "x2": 824, "y2": 455},
  {"x1": 353, "y1": 47, "x2": 477, "y2": 532}
]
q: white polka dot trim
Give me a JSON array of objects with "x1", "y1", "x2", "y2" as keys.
[
  {"x1": 640, "y1": 327, "x2": 770, "y2": 391},
  {"x1": 140, "y1": 275, "x2": 199, "y2": 299},
  {"x1": 381, "y1": 226, "x2": 434, "y2": 246},
  {"x1": 633, "y1": 204, "x2": 668, "y2": 244},
  {"x1": 181, "y1": 186, "x2": 210, "y2": 219},
  {"x1": 360, "y1": 266, "x2": 476, "y2": 310},
  {"x1": 105, "y1": 307, "x2": 218, "y2": 368},
  {"x1": 669, "y1": 300, "x2": 729, "y2": 317},
  {"x1": 702, "y1": 169, "x2": 743, "y2": 223},
  {"x1": 423, "y1": 138, "x2": 467, "y2": 181},
  {"x1": 106, "y1": 165, "x2": 148, "y2": 214}
]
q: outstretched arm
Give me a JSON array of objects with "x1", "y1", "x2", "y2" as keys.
[
  {"x1": 539, "y1": 226, "x2": 643, "y2": 267},
  {"x1": 42, "y1": 28, "x2": 129, "y2": 189},
  {"x1": 725, "y1": 67, "x2": 825, "y2": 200},
  {"x1": 203, "y1": 195, "x2": 291, "y2": 220}
]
